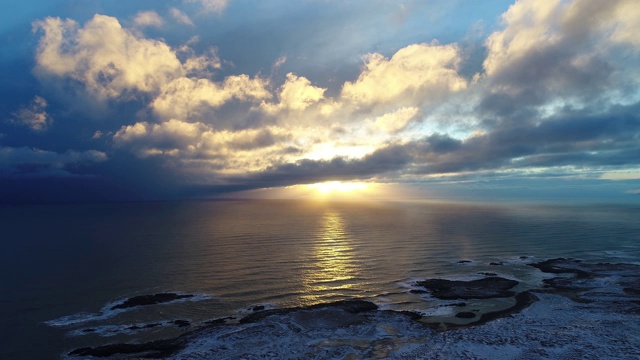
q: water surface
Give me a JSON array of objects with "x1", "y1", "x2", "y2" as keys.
[{"x1": 1, "y1": 200, "x2": 639, "y2": 358}]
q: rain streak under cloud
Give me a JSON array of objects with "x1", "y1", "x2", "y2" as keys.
[{"x1": 1, "y1": 0, "x2": 639, "y2": 202}]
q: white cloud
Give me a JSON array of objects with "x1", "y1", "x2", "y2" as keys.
[
  {"x1": 341, "y1": 43, "x2": 467, "y2": 108},
  {"x1": 179, "y1": 47, "x2": 221, "y2": 77},
  {"x1": 114, "y1": 119, "x2": 206, "y2": 156},
  {"x1": 151, "y1": 75, "x2": 270, "y2": 121},
  {"x1": 187, "y1": 0, "x2": 230, "y2": 14},
  {"x1": 482, "y1": 0, "x2": 640, "y2": 108},
  {"x1": 113, "y1": 119, "x2": 296, "y2": 173},
  {"x1": 33, "y1": 13, "x2": 245, "y2": 112},
  {"x1": 170, "y1": 8, "x2": 194, "y2": 26},
  {"x1": 261, "y1": 73, "x2": 326, "y2": 113},
  {"x1": 273, "y1": 56, "x2": 287, "y2": 70},
  {"x1": 133, "y1": 11, "x2": 164, "y2": 28},
  {"x1": 12, "y1": 96, "x2": 52, "y2": 131},
  {"x1": 368, "y1": 107, "x2": 419, "y2": 134},
  {"x1": 562, "y1": 0, "x2": 640, "y2": 47},
  {"x1": 33, "y1": 15, "x2": 185, "y2": 99},
  {"x1": 601, "y1": 169, "x2": 640, "y2": 181},
  {"x1": 483, "y1": 0, "x2": 562, "y2": 76}
]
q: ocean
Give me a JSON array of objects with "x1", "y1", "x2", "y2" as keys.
[{"x1": 1, "y1": 199, "x2": 639, "y2": 359}]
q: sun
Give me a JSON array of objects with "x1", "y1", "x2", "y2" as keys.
[
  {"x1": 231, "y1": 181, "x2": 405, "y2": 200},
  {"x1": 305, "y1": 181, "x2": 370, "y2": 195}
]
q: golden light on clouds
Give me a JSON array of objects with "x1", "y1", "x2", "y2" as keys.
[
  {"x1": 301, "y1": 181, "x2": 399, "y2": 201},
  {"x1": 16, "y1": 0, "x2": 640, "y2": 202},
  {"x1": 230, "y1": 181, "x2": 421, "y2": 201}
]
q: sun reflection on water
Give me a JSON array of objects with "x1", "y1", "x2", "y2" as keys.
[{"x1": 300, "y1": 210, "x2": 361, "y2": 304}]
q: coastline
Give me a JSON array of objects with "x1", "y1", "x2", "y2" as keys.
[{"x1": 63, "y1": 258, "x2": 640, "y2": 359}]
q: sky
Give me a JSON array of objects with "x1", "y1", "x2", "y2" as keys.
[{"x1": 1, "y1": 0, "x2": 639, "y2": 203}]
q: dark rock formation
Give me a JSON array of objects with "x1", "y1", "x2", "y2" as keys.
[
  {"x1": 69, "y1": 300, "x2": 381, "y2": 358},
  {"x1": 68, "y1": 339, "x2": 183, "y2": 358},
  {"x1": 66, "y1": 259, "x2": 640, "y2": 359},
  {"x1": 477, "y1": 291, "x2": 538, "y2": 324},
  {"x1": 173, "y1": 320, "x2": 190, "y2": 328},
  {"x1": 111, "y1": 293, "x2": 193, "y2": 310},
  {"x1": 542, "y1": 277, "x2": 593, "y2": 290},
  {"x1": 239, "y1": 299, "x2": 377, "y2": 324},
  {"x1": 528, "y1": 258, "x2": 591, "y2": 278},
  {"x1": 410, "y1": 289, "x2": 429, "y2": 294},
  {"x1": 426, "y1": 291, "x2": 539, "y2": 331},
  {"x1": 443, "y1": 302, "x2": 467, "y2": 307},
  {"x1": 478, "y1": 272, "x2": 498, "y2": 277},
  {"x1": 623, "y1": 286, "x2": 640, "y2": 296},
  {"x1": 529, "y1": 258, "x2": 640, "y2": 309},
  {"x1": 395, "y1": 310, "x2": 423, "y2": 320},
  {"x1": 203, "y1": 317, "x2": 230, "y2": 326},
  {"x1": 416, "y1": 277, "x2": 519, "y2": 299},
  {"x1": 530, "y1": 258, "x2": 640, "y2": 292},
  {"x1": 455, "y1": 311, "x2": 476, "y2": 319}
]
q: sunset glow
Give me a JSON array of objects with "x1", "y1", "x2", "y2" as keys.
[{"x1": 306, "y1": 181, "x2": 370, "y2": 195}]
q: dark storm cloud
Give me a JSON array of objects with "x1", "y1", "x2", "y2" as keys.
[
  {"x1": 411, "y1": 103, "x2": 640, "y2": 175},
  {"x1": 0, "y1": 146, "x2": 107, "y2": 178},
  {"x1": 226, "y1": 144, "x2": 413, "y2": 189},
  {"x1": 481, "y1": 48, "x2": 615, "y2": 119}
]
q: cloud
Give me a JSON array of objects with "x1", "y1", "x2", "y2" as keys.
[
  {"x1": 33, "y1": 15, "x2": 187, "y2": 99},
  {"x1": 560, "y1": 0, "x2": 640, "y2": 47},
  {"x1": 226, "y1": 99, "x2": 638, "y2": 186},
  {"x1": 186, "y1": 58, "x2": 221, "y2": 76},
  {"x1": 601, "y1": 169, "x2": 640, "y2": 181},
  {"x1": 403, "y1": 103, "x2": 640, "y2": 176},
  {"x1": 187, "y1": 0, "x2": 230, "y2": 14},
  {"x1": 341, "y1": 43, "x2": 467, "y2": 109},
  {"x1": 0, "y1": 146, "x2": 107, "y2": 177},
  {"x1": 261, "y1": 73, "x2": 327, "y2": 113},
  {"x1": 151, "y1": 75, "x2": 270, "y2": 121},
  {"x1": 225, "y1": 142, "x2": 414, "y2": 189},
  {"x1": 133, "y1": 11, "x2": 164, "y2": 28},
  {"x1": 368, "y1": 107, "x2": 419, "y2": 134},
  {"x1": 11, "y1": 96, "x2": 52, "y2": 131},
  {"x1": 273, "y1": 56, "x2": 287, "y2": 70},
  {"x1": 170, "y1": 8, "x2": 194, "y2": 26},
  {"x1": 113, "y1": 119, "x2": 295, "y2": 174},
  {"x1": 480, "y1": 0, "x2": 640, "y2": 120},
  {"x1": 113, "y1": 119, "x2": 208, "y2": 158},
  {"x1": 18, "y1": 1, "x2": 640, "y2": 200}
]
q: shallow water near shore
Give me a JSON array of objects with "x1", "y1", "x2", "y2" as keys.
[{"x1": 1, "y1": 199, "x2": 639, "y2": 359}]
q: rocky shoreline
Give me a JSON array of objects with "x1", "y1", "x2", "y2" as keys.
[{"x1": 65, "y1": 258, "x2": 640, "y2": 359}]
